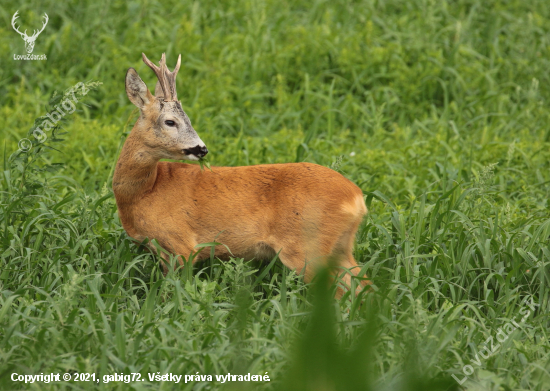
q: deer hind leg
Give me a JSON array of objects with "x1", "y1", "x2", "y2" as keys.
[
  {"x1": 327, "y1": 215, "x2": 371, "y2": 299},
  {"x1": 272, "y1": 231, "x2": 369, "y2": 299},
  {"x1": 333, "y1": 254, "x2": 372, "y2": 299},
  {"x1": 276, "y1": 245, "x2": 369, "y2": 299}
]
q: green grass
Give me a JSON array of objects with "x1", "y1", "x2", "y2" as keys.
[{"x1": 1, "y1": 0, "x2": 550, "y2": 390}]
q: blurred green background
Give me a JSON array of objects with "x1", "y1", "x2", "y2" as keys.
[{"x1": 1, "y1": 0, "x2": 550, "y2": 390}]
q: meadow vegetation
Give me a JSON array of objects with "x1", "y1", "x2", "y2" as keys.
[{"x1": 1, "y1": 0, "x2": 550, "y2": 389}]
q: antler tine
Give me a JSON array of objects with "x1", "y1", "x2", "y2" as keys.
[
  {"x1": 142, "y1": 52, "x2": 160, "y2": 72},
  {"x1": 159, "y1": 53, "x2": 167, "y2": 68},
  {"x1": 173, "y1": 54, "x2": 182, "y2": 78},
  {"x1": 162, "y1": 54, "x2": 181, "y2": 101}
]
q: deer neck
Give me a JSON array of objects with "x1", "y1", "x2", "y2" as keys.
[{"x1": 112, "y1": 125, "x2": 160, "y2": 207}]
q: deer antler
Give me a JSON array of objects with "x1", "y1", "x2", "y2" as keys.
[
  {"x1": 31, "y1": 13, "x2": 49, "y2": 39},
  {"x1": 11, "y1": 11, "x2": 28, "y2": 38},
  {"x1": 142, "y1": 53, "x2": 181, "y2": 101}
]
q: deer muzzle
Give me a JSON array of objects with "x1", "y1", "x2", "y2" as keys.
[{"x1": 183, "y1": 145, "x2": 208, "y2": 159}]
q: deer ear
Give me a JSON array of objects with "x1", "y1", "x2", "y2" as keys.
[
  {"x1": 154, "y1": 81, "x2": 165, "y2": 100},
  {"x1": 126, "y1": 68, "x2": 153, "y2": 109}
]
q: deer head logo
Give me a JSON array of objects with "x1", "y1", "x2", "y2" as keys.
[{"x1": 11, "y1": 11, "x2": 48, "y2": 54}]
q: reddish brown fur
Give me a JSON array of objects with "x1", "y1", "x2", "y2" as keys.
[{"x1": 113, "y1": 54, "x2": 370, "y2": 298}]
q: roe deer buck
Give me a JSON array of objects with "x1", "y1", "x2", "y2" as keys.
[{"x1": 113, "y1": 53, "x2": 370, "y2": 298}]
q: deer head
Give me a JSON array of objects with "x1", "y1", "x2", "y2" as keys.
[
  {"x1": 11, "y1": 11, "x2": 49, "y2": 54},
  {"x1": 125, "y1": 53, "x2": 207, "y2": 161}
]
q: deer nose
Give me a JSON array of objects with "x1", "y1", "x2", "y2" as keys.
[{"x1": 183, "y1": 145, "x2": 208, "y2": 158}]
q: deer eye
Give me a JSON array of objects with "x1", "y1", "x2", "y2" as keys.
[{"x1": 164, "y1": 120, "x2": 176, "y2": 127}]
